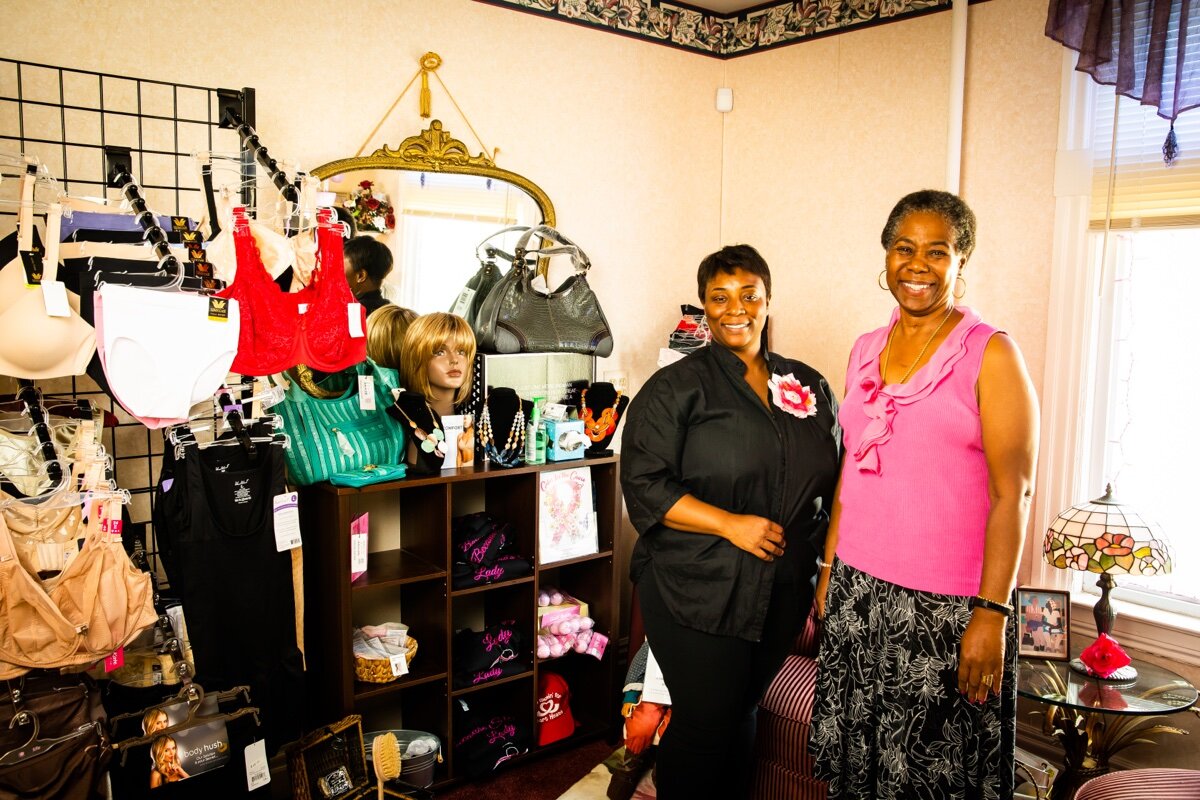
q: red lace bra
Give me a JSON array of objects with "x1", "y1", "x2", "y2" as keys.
[{"x1": 219, "y1": 209, "x2": 367, "y2": 376}]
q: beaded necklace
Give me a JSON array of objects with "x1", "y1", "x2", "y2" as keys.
[
  {"x1": 580, "y1": 388, "x2": 623, "y2": 443},
  {"x1": 394, "y1": 401, "x2": 446, "y2": 457},
  {"x1": 478, "y1": 397, "x2": 525, "y2": 467}
]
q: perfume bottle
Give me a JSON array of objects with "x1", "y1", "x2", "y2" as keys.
[{"x1": 526, "y1": 397, "x2": 547, "y2": 465}]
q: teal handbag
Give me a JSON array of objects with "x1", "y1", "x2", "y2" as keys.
[
  {"x1": 329, "y1": 463, "x2": 407, "y2": 487},
  {"x1": 277, "y1": 360, "x2": 406, "y2": 486}
]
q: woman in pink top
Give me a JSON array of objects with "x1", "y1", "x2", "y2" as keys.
[{"x1": 808, "y1": 190, "x2": 1039, "y2": 799}]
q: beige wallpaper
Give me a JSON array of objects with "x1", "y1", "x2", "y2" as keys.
[{"x1": 722, "y1": 0, "x2": 1061, "y2": 397}]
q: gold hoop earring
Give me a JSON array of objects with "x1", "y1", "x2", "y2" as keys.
[
  {"x1": 954, "y1": 274, "x2": 966, "y2": 300},
  {"x1": 877, "y1": 270, "x2": 888, "y2": 291}
]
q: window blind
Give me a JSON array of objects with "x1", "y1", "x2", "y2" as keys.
[{"x1": 1090, "y1": 0, "x2": 1200, "y2": 230}]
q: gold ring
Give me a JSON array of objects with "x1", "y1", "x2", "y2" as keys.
[{"x1": 981, "y1": 674, "x2": 995, "y2": 687}]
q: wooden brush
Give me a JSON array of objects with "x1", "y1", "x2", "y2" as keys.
[{"x1": 373, "y1": 732, "x2": 401, "y2": 800}]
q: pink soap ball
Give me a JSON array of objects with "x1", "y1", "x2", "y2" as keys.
[
  {"x1": 577, "y1": 616, "x2": 594, "y2": 631},
  {"x1": 573, "y1": 630, "x2": 593, "y2": 653}
]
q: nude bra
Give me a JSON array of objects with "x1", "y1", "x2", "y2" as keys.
[
  {"x1": 0, "y1": 496, "x2": 157, "y2": 680},
  {"x1": 205, "y1": 190, "x2": 293, "y2": 284},
  {"x1": 0, "y1": 194, "x2": 96, "y2": 380},
  {"x1": 218, "y1": 208, "x2": 366, "y2": 376}
]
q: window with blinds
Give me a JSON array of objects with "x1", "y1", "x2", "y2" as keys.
[{"x1": 1089, "y1": 0, "x2": 1200, "y2": 230}]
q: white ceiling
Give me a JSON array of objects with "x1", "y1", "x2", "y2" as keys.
[{"x1": 690, "y1": 1, "x2": 767, "y2": 13}]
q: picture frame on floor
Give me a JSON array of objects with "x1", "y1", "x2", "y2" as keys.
[{"x1": 1017, "y1": 587, "x2": 1070, "y2": 661}]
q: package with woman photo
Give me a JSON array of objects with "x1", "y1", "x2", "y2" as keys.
[{"x1": 141, "y1": 695, "x2": 230, "y2": 788}]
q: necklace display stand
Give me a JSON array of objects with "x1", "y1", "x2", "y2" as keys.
[
  {"x1": 478, "y1": 387, "x2": 532, "y2": 468},
  {"x1": 388, "y1": 390, "x2": 447, "y2": 474},
  {"x1": 579, "y1": 382, "x2": 629, "y2": 458}
]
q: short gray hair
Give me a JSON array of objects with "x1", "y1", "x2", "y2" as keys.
[{"x1": 880, "y1": 190, "x2": 977, "y2": 261}]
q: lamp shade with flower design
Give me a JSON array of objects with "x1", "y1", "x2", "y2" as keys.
[{"x1": 1042, "y1": 484, "x2": 1172, "y2": 680}]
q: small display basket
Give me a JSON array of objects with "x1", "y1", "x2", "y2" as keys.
[{"x1": 354, "y1": 635, "x2": 418, "y2": 684}]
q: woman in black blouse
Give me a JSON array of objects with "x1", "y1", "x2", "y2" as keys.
[{"x1": 621, "y1": 245, "x2": 841, "y2": 797}]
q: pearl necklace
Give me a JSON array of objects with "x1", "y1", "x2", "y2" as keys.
[
  {"x1": 478, "y1": 397, "x2": 525, "y2": 466},
  {"x1": 881, "y1": 305, "x2": 955, "y2": 385}
]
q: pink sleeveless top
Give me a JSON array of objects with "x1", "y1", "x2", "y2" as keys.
[{"x1": 835, "y1": 306, "x2": 999, "y2": 596}]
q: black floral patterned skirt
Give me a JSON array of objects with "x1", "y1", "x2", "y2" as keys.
[{"x1": 809, "y1": 560, "x2": 1017, "y2": 800}]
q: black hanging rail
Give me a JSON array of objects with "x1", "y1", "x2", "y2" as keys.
[
  {"x1": 108, "y1": 171, "x2": 182, "y2": 280},
  {"x1": 16, "y1": 380, "x2": 63, "y2": 485},
  {"x1": 221, "y1": 109, "x2": 298, "y2": 205}
]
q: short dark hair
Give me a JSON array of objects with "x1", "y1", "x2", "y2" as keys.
[
  {"x1": 696, "y1": 244, "x2": 771, "y2": 303},
  {"x1": 344, "y1": 236, "x2": 394, "y2": 284},
  {"x1": 880, "y1": 190, "x2": 977, "y2": 261}
]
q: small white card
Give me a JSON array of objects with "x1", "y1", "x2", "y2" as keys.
[
  {"x1": 272, "y1": 493, "x2": 303, "y2": 552},
  {"x1": 41, "y1": 280, "x2": 71, "y2": 317},
  {"x1": 348, "y1": 302, "x2": 365, "y2": 338},
  {"x1": 358, "y1": 375, "x2": 375, "y2": 411},
  {"x1": 642, "y1": 643, "x2": 672, "y2": 705},
  {"x1": 389, "y1": 653, "x2": 409, "y2": 677},
  {"x1": 245, "y1": 739, "x2": 270, "y2": 790}
]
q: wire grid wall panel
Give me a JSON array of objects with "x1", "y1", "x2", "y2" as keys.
[{"x1": 0, "y1": 58, "x2": 255, "y2": 578}]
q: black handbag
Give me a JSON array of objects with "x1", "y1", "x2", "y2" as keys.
[
  {"x1": 473, "y1": 225, "x2": 613, "y2": 357},
  {"x1": 449, "y1": 228, "x2": 520, "y2": 327}
]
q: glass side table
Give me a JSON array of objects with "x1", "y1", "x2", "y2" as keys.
[{"x1": 1017, "y1": 655, "x2": 1197, "y2": 799}]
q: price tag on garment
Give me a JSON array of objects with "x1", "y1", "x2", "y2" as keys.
[
  {"x1": 298, "y1": 303, "x2": 309, "y2": 315},
  {"x1": 350, "y1": 513, "x2": 369, "y2": 582},
  {"x1": 104, "y1": 648, "x2": 124, "y2": 673},
  {"x1": 451, "y1": 287, "x2": 476, "y2": 318},
  {"x1": 41, "y1": 280, "x2": 71, "y2": 317},
  {"x1": 358, "y1": 375, "x2": 375, "y2": 411},
  {"x1": 19, "y1": 250, "x2": 44, "y2": 286},
  {"x1": 389, "y1": 653, "x2": 409, "y2": 677},
  {"x1": 272, "y1": 492, "x2": 303, "y2": 552},
  {"x1": 348, "y1": 302, "x2": 365, "y2": 338},
  {"x1": 245, "y1": 738, "x2": 271, "y2": 791}
]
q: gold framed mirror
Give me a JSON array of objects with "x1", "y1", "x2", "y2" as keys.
[{"x1": 311, "y1": 120, "x2": 555, "y2": 314}]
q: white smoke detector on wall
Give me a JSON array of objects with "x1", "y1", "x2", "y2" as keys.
[{"x1": 716, "y1": 87, "x2": 734, "y2": 113}]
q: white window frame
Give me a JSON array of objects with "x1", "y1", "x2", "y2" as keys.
[{"x1": 1035, "y1": 53, "x2": 1200, "y2": 667}]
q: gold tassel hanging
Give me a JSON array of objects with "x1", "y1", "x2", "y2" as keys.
[{"x1": 419, "y1": 52, "x2": 442, "y2": 119}]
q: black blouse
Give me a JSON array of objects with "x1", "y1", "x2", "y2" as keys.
[{"x1": 621, "y1": 344, "x2": 841, "y2": 641}]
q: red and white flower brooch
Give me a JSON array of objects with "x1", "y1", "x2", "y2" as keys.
[{"x1": 768, "y1": 373, "x2": 817, "y2": 419}]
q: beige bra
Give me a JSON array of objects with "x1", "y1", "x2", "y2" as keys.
[
  {"x1": 0, "y1": 197, "x2": 96, "y2": 380},
  {"x1": 0, "y1": 497, "x2": 157, "y2": 679},
  {"x1": 0, "y1": 414, "x2": 104, "y2": 495}
]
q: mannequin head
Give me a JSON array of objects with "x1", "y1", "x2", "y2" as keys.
[
  {"x1": 367, "y1": 303, "x2": 419, "y2": 370},
  {"x1": 400, "y1": 312, "x2": 477, "y2": 408},
  {"x1": 343, "y1": 235, "x2": 393, "y2": 296}
]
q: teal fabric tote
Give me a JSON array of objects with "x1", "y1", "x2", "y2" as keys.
[{"x1": 277, "y1": 360, "x2": 406, "y2": 485}]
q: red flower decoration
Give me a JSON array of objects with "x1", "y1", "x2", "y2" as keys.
[
  {"x1": 1096, "y1": 532, "x2": 1134, "y2": 556},
  {"x1": 1079, "y1": 633, "x2": 1131, "y2": 678},
  {"x1": 359, "y1": 180, "x2": 373, "y2": 190},
  {"x1": 385, "y1": 212, "x2": 396, "y2": 229},
  {"x1": 768, "y1": 373, "x2": 817, "y2": 419}
]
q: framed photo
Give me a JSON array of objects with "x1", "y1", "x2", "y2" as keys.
[{"x1": 1017, "y1": 588, "x2": 1071, "y2": 661}]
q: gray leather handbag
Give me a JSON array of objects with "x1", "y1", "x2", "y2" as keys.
[{"x1": 473, "y1": 225, "x2": 613, "y2": 357}]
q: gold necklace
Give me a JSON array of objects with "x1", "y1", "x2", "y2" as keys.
[{"x1": 882, "y1": 305, "x2": 955, "y2": 385}]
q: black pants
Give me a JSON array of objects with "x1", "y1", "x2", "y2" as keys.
[{"x1": 638, "y1": 567, "x2": 808, "y2": 799}]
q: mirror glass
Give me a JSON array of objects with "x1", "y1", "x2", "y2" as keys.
[{"x1": 313, "y1": 121, "x2": 554, "y2": 314}]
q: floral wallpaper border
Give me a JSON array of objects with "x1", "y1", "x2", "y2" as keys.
[{"x1": 474, "y1": 0, "x2": 981, "y2": 59}]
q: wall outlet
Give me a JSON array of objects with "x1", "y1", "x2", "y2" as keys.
[{"x1": 602, "y1": 371, "x2": 629, "y2": 393}]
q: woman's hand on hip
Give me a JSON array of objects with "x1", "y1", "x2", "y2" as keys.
[
  {"x1": 723, "y1": 514, "x2": 785, "y2": 561},
  {"x1": 958, "y1": 610, "x2": 1006, "y2": 704}
]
